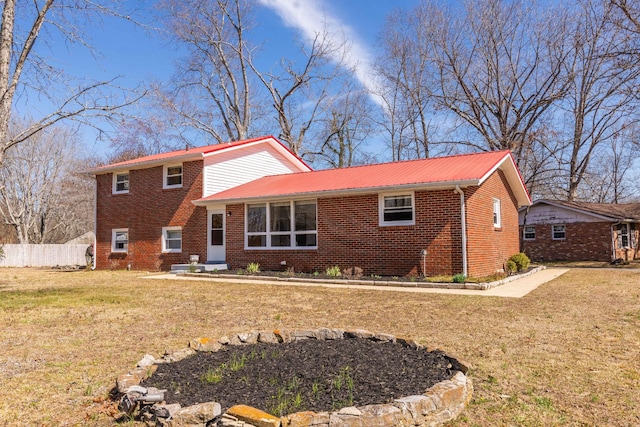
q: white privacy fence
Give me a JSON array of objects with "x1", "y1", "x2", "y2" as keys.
[{"x1": 0, "y1": 244, "x2": 89, "y2": 267}]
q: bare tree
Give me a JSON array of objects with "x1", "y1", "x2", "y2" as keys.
[
  {"x1": 560, "y1": 0, "x2": 640, "y2": 201},
  {"x1": 159, "y1": 0, "x2": 256, "y2": 144},
  {"x1": 0, "y1": 122, "x2": 92, "y2": 243},
  {"x1": 429, "y1": 0, "x2": 573, "y2": 156},
  {"x1": 308, "y1": 84, "x2": 375, "y2": 168},
  {"x1": 376, "y1": 9, "x2": 442, "y2": 161},
  {"x1": 251, "y1": 30, "x2": 349, "y2": 156},
  {"x1": 0, "y1": 0, "x2": 144, "y2": 168}
]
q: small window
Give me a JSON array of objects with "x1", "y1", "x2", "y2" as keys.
[
  {"x1": 552, "y1": 224, "x2": 566, "y2": 240},
  {"x1": 379, "y1": 193, "x2": 415, "y2": 226},
  {"x1": 113, "y1": 172, "x2": 129, "y2": 194},
  {"x1": 162, "y1": 227, "x2": 182, "y2": 252},
  {"x1": 112, "y1": 229, "x2": 128, "y2": 252},
  {"x1": 523, "y1": 226, "x2": 536, "y2": 240},
  {"x1": 164, "y1": 164, "x2": 183, "y2": 188},
  {"x1": 617, "y1": 223, "x2": 630, "y2": 249},
  {"x1": 493, "y1": 198, "x2": 501, "y2": 228}
]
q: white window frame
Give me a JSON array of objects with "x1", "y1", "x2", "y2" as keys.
[
  {"x1": 493, "y1": 198, "x2": 501, "y2": 228},
  {"x1": 245, "y1": 200, "x2": 317, "y2": 250},
  {"x1": 112, "y1": 171, "x2": 129, "y2": 194},
  {"x1": 523, "y1": 226, "x2": 536, "y2": 240},
  {"x1": 617, "y1": 223, "x2": 630, "y2": 249},
  {"x1": 379, "y1": 192, "x2": 415, "y2": 227},
  {"x1": 111, "y1": 228, "x2": 129, "y2": 253},
  {"x1": 162, "y1": 226, "x2": 183, "y2": 253},
  {"x1": 163, "y1": 164, "x2": 183, "y2": 189},
  {"x1": 552, "y1": 224, "x2": 566, "y2": 240}
]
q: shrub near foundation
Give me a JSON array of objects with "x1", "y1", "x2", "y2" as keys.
[{"x1": 509, "y1": 253, "x2": 530, "y2": 272}]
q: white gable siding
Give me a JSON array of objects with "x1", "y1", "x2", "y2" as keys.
[
  {"x1": 203, "y1": 143, "x2": 303, "y2": 197},
  {"x1": 519, "y1": 204, "x2": 606, "y2": 225}
]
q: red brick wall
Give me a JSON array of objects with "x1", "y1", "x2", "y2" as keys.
[
  {"x1": 520, "y1": 222, "x2": 614, "y2": 262},
  {"x1": 226, "y1": 171, "x2": 519, "y2": 278},
  {"x1": 95, "y1": 160, "x2": 207, "y2": 270},
  {"x1": 465, "y1": 170, "x2": 521, "y2": 277},
  {"x1": 226, "y1": 190, "x2": 462, "y2": 277}
]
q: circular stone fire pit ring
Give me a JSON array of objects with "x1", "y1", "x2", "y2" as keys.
[{"x1": 115, "y1": 328, "x2": 473, "y2": 427}]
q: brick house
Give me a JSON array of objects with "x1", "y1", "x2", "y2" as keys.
[
  {"x1": 519, "y1": 199, "x2": 640, "y2": 262},
  {"x1": 89, "y1": 136, "x2": 531, "y2": 277}
]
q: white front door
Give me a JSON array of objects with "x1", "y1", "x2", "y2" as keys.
[{"x1": 207, "y1": 210, "x2": 225, "y2": 262}]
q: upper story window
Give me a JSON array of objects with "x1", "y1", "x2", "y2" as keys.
[
  {"x1": 379, "y1": 193, "x2": 415, "y2": 226},
  {"x1": 112, "y1": 229, "x2": 129, "y2": 252},
  {"x1": 552, "y1": 224, "x2": 566, "y2": 240},
  {"x1": 164, "y1": 164, "x2": 183, "y2": 189},
  {"x1": 523, "y1": 226, "x2": 536, "y2": 240},
  {"x1": 493, "y1": 198, "x2": 501, "y2": 228},
  {"x1": 246, "y1": 200, "x2": 317, "y2": 249},
  {"x1": 113, "y1": 172, "x2": 129, "y2": 194},
  {"x1": 162, "y1": 226, "x2": 182, "y2": 253}
]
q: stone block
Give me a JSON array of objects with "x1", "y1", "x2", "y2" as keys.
[
  {"x1": 344, "y1": 329, "x2": 374, "y2": 339},
  {"x1": 238, "y1": 332, "x2": 259, "y2": 344},
  {"x1": 137, "y1": 354, "x2": 157, "y2": 368},
  {"x1": 190, "y1": 337, "x2": 223, "y2": 352},
  {"x1": 312, "y1": 328, "x2": 343, "y2": 340},
  {"x1": 226, "y1": 404, "x2": 281, "y2": 427},
  {"x1": 372, "y1": 333, "x2": 395, "y2": 343},
  {"x1": 393, "y1": 395, "x2": 437, "y2": 424},
  {"x1": 163, "y1": 347, "x2": 197, "y2": 363},
  {"x1": 280, "y1": 411, "x2": 330, "y2": 426},
  {"x1": 359, "y1": 404, "x2": 406, "y2": 426},
  {"x1": 116, "y1": 372, "x2": 142, "y2": 393},
  {"x1": 258, "y1": 331, "x2": 280, "y2": 344},
  {"x1": 167, "y1": 401, "x2": 221, "y2": 427}
]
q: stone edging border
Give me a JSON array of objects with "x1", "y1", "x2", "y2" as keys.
[
  {"x1": 179, "y1": 266, "x2": 546, "y2": 291},
  {"x1": 115, "y1": 328, "x2": 473, "y2": 427}
]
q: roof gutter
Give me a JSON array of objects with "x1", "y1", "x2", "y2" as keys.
[{"x1": 454, "y1": 185, "x2": 468, "y2": 278}]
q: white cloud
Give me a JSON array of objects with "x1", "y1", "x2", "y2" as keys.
[{"x1": 257, "y1": 0, "x2": 384, "y2": 108}]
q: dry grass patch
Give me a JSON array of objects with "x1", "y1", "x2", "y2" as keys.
[{"x1": 0, "y1": 268, "x2": 639, "y2": 426}]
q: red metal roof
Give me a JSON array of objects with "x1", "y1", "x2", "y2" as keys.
[
  {"x1": 196, "y1": 150, "x2": 531, "y2": 206},
  {"x1": 88, "y1": 136, "x2": 311, "y2": 174}
]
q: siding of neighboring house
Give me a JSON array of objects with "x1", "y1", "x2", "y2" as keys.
[
  {"x1": 520, "y1": 222, "x2": 613, "y2": 262},
  {"x1": 224, "y1": 169, "x2": 519, "y2": 277},
  {"x1": 95, "y1": 160, "x2": 207, "y2": 270}
]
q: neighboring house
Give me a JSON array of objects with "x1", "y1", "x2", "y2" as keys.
[
  {"x1": 519, "y1": 199, "x2": 640, "y2": 262},
  {"x1": 89, "y1": 136, "x2": 531, "y2": 277}
]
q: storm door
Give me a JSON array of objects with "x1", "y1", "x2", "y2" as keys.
[{"x1": 207, "y1": 210, "x2": 225, "y2": 262}]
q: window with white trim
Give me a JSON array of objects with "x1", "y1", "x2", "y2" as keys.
[
  {"x1": 523, "y1": 226, "x2": 536, "y2": 240},
  {"x1": 113, "y1": 172, "x2": 129, "y2": 194},
  {"x1": 162, "y1": 227, "x2": 182, "y2": 252},
  {"x1": 617, "y1": 223, "x2": 630, "y2": 248},
  {"x1": 246, "y1": 200, "x2": 317, "y2": 249},
  {"x1": 379, "y1": 193, "x2": 415, "y2": 226},
  {"x1": 112, "y1": 229, "x2": 129, "y2": 252},
  {"x1": 164, "y1": 164, "x2": 183, "y2": 188},
  {"x1": 493, "y1": 198, "x2": 501, "y2": 228},
  {"x1": 552, "y1": 224, "x2": 566, "y2": 240}
]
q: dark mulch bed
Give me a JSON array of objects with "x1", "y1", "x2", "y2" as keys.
[{"x1": 141, "y1": 338, "x2": 462, "y2": 415}]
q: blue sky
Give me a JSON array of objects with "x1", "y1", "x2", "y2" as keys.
[
  {"x1": 62, "y1": 0, "x2": 419, "y2": 103},
  {"x1": 37, "y1": 0, "x2": 421, "y2": 156}
]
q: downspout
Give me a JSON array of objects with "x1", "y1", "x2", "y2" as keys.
[
  {"x1": 454, "y1": 185, "x2": 468, "y2": 277},
  {"x1": 93, "y1": 177, "x2": 97, "y2": 270}
]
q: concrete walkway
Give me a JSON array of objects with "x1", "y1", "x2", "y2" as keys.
[{"x1": 145, "y1": 267, "x2": 569, "y2": 298}]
